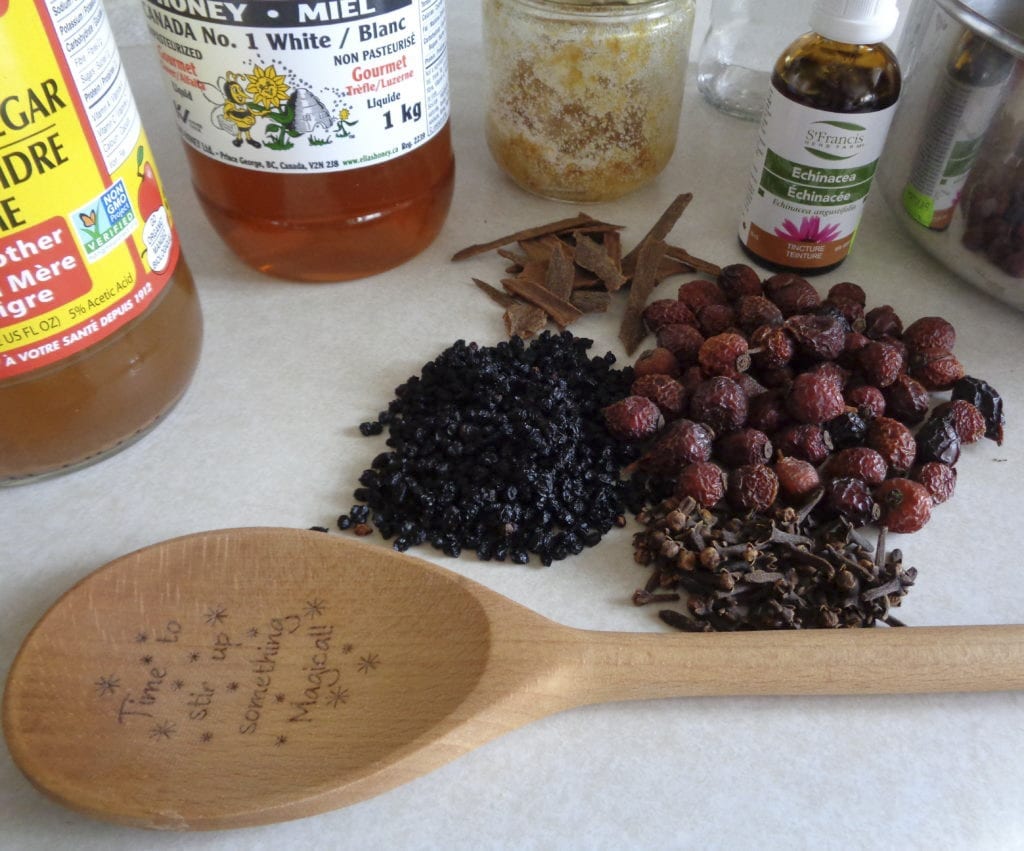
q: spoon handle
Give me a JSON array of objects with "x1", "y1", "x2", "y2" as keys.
[{"x1": 563, "y1": 625, "x2": 1024, "y2": 703}]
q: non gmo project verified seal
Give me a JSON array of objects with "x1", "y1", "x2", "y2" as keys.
[{"x1": 71, "y1": 178, "x2": 138, "y2": 262}]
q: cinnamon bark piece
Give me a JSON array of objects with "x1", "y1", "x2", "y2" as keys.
[
  {"x1": 502, "y1": 276, "x2": 583, "y2": 328},
  {"x1": 451, "y1": 214, "x2": 622, "y2": 261},
  {"x1": 620, "y1": 193, "x2": 693, "y2": 277},
  {"x1": 619, "y1": 238, "x2": 667, "y2": 354},
  {"x1": 573, "y1": 232, "x2": 627, "y2": 291}
]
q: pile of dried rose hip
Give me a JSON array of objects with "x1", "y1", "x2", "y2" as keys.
[{"x1": 602, "y1": 264, "x2": 1006, "y2": 630}]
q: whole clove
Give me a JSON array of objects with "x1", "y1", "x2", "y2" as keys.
[{"x1": 633, "y1": 493, "x2": 917, "y2": 631}]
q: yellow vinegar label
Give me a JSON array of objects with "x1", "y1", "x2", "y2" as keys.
[{"x1": 0, "y1": 0, "x2": 180, "y2": 379}]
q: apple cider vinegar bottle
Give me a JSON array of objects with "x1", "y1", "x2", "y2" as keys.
[
  {"x1": 141, "y1": 0, "x2": 455, "y2": 283},
  {"x1": 0, "y1": 0, "x2": 203, "y2": 484}
]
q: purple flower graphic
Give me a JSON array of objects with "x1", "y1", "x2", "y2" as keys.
[{"x1": 775, "y1": 216, "x2": 842, "y2": 243}]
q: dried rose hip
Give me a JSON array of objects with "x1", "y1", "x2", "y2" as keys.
[
  {"x1": 857, "y1": 340, "x2": 903, "y2": 388},
  {"x1": 699, "y1": 332, "x2": 750, "y2": 378},
  {"x1": 657, "y1": 323, "x2": 705, "y2": 367},
  {"x1": 763, "y1": 273, "x2": 821, "y2": 316},
  {"x1": 715, "y1": 427, "x2": 773, "y2": 468},
  {"x1": 951, "y1": 376, "x2": 1005, "y2": 444},
  {"x1": 736, "y1": 295, "x2": 784, "y2": 334},
  {"x1": 824, "y1": 447, "x2": 888, "y2": 486},
  {"x1": 845, "y1": 384, "x2": 885, "y2": 420},
  {"x1": 774, "y1": 456, "x2": 821, "y2": 502},
  {"x1": 915, "y1": 415, "x2": 961, "y2": 466},
  {"x1": 697, "y1": 303, "x2": 738, "y2": 337},
  {"x1": 746, "y1": 390, "x2": 791, "y2": 434},
  {"x1": 786, "y1": 371, "x2": 846, "y2": 424},
  {"x1": 825, "y1": 476, "x2": 879, "y2": 525},
  {"x1": 864, "y1": 304, "x2": 903, "y2": 339},
  {"x1": 876, "y1": 478, "x2": 933, "y2": 533},
  {"x1": 930, "y1": 399, "x2": 986, "y2": 444},
  {"x1": 603, "y1": 396, "x2": 664, "y2": 441},
  {"x1": 882, "y1": 374, "x2": 930, "y2": 426},
  {"x1": 728, "y1": 463, "x2": 779, "y2": 512},
  {"x1": 784, "y1": 313, "x2": 847, "y2": 361},
  {"x1": 913, "y1": 462, "x2": 957, "y2": 504},
  {"x1": 675, "y1": 461, "x2": 727, "y2": 507},
  {"x1": 637, "y1": 418, "x2": 714, "y2": 470},
  {"x1": 750, "y1": 324, "x2": 795, "y2": 370},
  {"x1": 774, "y1": 424, "x2": 833, "y2": 465},
  {"x1": 902, "y1": 316, "x2": 956, "y2": 353},
  {"x1": 909, "y1": 347, "x2": 965, "y2": 391},
  {"x1": 825, "y1": 411, "x2": 868, "y2": 449},
  {"x1": 643, "y1": 298, "x2": 697, "y2": 332},
  {"x1": 634, "y1": 347, "x2": 681, "y2": 378},
  {"x1": 827, "y1": 281, "x2": 866, "y2": 306},
  {"x1": 677, "y1": 278, "x2": 727, "y2": 312},
  {"x1": 866, "y1": 416, "x2": 917, "y2": 474},
  {"x1": 688, "y1": 376, "x2": 748, "y2": 434},
  {"x1": 717, "y1": 263, "x2": 763, "y2": 300},
  {"x1": 631, "y1": 374, "x2": 688, "y2": 418}
]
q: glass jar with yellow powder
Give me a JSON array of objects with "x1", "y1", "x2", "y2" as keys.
[{"x1": 483, "y1": 0, "x2": 695, "y2": 202}]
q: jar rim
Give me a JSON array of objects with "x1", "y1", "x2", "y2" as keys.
[{"x1": 491, "y1": 0, "x2": 690, "y2": 15}]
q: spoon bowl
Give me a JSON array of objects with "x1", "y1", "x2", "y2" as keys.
[{"x1": 5, "y1": 527, "x2": 1023, "y2": 830}]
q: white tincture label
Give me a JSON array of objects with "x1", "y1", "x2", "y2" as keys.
[
  {"x1": 141, "y1": 0, "x2": 450, "y2": 173},
  {"x1": 739, "y1": 87, "x2": 897, "y2": 269}
]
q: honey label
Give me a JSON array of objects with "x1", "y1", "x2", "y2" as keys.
[
  {"x1": 0, "y1": 0, "x2": 180, "y2": 379},
  {"x1": 739, "y1": 88, "x2": 897, "y2": 270},
  {"x1": 141, "y1": 0, "x2": 450, "y2": 174}
]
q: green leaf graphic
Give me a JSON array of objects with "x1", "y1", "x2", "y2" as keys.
[
  {"x1": 804, "y1": 148, "x2": 854, "y2": 161},
  {"x1": 813, "y1": 120, "x2": 866, "y2": 132}
]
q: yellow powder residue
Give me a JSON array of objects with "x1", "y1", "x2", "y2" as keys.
[{"x1": 484, "y1": 1, "x2": 693, "y2": 201}]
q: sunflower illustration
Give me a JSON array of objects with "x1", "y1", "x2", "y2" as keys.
[{"x1": 246, "y1": 65, "x2": 289, "y2": 110}]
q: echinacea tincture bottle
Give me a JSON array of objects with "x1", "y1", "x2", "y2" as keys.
[{"x1": 738, "y1": 0, "x2": 902, "y2": 274}]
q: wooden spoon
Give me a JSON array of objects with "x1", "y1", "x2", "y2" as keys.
[{"x1": 5, "y1": 527, "x2": 1023, "y2": 831}]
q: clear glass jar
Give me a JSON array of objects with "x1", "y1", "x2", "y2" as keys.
[{"x1": 483, "y1": 0, "x2": 695, "y2": 203}]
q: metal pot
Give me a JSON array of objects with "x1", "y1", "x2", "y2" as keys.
[{"x1": 879, "y1": 0, "x2": 1024, "y2": 309}]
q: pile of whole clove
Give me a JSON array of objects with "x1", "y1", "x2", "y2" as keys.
[{"x1": 632, "y1": 491, "x2": 917, "y2": 631}]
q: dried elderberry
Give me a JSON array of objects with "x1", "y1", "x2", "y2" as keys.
[{"x1": 340, "y1": 332, "x2": 638, "y2": 565}]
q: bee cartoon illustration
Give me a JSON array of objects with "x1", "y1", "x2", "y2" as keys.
[{"x1": 215, "y1": 71, "x2": 267, "y2": 148}]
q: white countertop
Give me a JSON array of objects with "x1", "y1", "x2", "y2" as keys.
[{"x1": 3, "y1": 3, "x2": 1023, "y2": 849}]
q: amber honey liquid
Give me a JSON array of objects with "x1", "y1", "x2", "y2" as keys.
[
  {"x1": 0, "y1": 265, "x2": 202, "y2": 483},
  {"x1": 188, "y1": 126, "x2": 454, "y2": 283}
]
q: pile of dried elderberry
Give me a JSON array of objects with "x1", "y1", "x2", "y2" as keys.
[
  {"x1": 337, "y1": 332, "x2": 645, "y2": 565},
  {"x1": 603, "y1": 263, "x2": 1005, "y2": 630}
]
